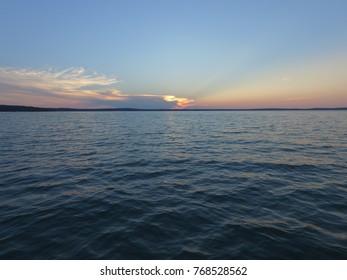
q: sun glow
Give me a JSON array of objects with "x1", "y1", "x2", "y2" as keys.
[{"x1": 163, "y1": 95, "x2": 194, "y2": 109}]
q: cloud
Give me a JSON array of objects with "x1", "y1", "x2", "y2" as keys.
[
  {"x1": 163, "y1": 95, "x2": 194, "y2": 109},
  {"x1": 0, "y1": 67, "x2": 118, "y2": 88},
  {"x1": 0, "y1": 67, "x2": 193, "y2": 109},
  {"x1": 0, "y1": 67, "x2": 123, "y2": 105}
]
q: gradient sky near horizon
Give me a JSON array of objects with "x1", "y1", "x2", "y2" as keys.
[{"x1": 0, "y1": 0, "x2": 346, "y2": 109}]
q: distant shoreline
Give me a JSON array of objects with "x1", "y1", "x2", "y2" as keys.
[{"x1": 1, "y1": 104, "x2": 347, "y2": 112}]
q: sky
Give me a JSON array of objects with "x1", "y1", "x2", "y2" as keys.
[{"x1": 0, "y1": 0, "x2": 346, "y2": 109}]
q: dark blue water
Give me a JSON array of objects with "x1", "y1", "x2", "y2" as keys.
[{"x1": 0, "y1": 111, "x2": 346, "y2": 259}]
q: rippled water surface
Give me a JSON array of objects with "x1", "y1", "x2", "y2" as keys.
[{"x1": 0, "y1": 111, "x2": 346, "y2": 259}]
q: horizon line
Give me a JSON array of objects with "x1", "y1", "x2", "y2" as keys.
[{"x1": 1, "y1": 104, "x2": 347, "y2": 112}]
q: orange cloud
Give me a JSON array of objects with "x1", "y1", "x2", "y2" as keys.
[{"x1": 163, "y1": 95, "x2": 194, "y2": 109}]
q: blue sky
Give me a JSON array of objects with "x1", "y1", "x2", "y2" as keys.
[{"x1": 1, "y1": 0, "x2": 346, "y2": 108}]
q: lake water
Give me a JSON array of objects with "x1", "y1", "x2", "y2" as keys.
[{"x1": 0, "y1": 111, "x2": 346, "y2": 259}]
